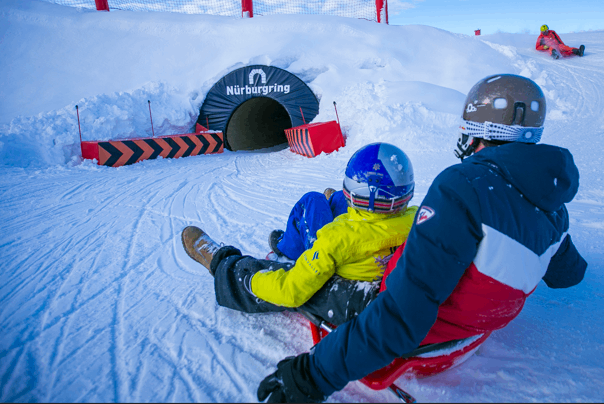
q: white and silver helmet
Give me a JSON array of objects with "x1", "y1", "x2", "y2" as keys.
[
  {"x1": 343, "y1": 143, "x2": 414, "y2": 213},
  {"x1": 455, "y1": 74, "x2": 547, "y2": 160}
]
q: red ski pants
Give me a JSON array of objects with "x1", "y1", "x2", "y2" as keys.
[
  {"x1": 540, "y1": 37, "x2": 578, "y2": 57},
  {"x1": 551, "y1": 43, "x2": 578, "y2": 57}
]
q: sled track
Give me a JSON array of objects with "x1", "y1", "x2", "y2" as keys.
[
  {"x1": 1, "y1": 24, "x2": 604, "y2": 402},
  {"x1": 0, "y1": 152, "x2": 324, "y2": 402}
]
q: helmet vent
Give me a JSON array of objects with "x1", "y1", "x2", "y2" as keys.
[
  {"x1": 461, "y1": 74, "x2": 545, "y2": 145},
  {"x1": 494, "y1": 98, "x2": 508, "y2": 109},
  {"x1": 513, "y1": 103, "x2": 526, "y2": 125}
]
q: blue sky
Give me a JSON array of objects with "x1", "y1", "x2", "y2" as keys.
[{"x1": 387, "y1": 0, "x2": 604, "y2": 35}]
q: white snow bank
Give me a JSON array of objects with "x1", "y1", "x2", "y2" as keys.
[
  {"x1": 1, "y1": 1, "x2": 603, "y2": 403},
  {"x1": 2, "y1": 0, "x2": 515, "y2": 168}
]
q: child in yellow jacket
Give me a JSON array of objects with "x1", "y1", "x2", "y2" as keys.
[{"x1": 182, "y1": 142, "x2": 417, "y2": 325}]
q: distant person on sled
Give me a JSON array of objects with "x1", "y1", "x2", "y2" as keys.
[
  {"x1": 181, "y1": 142, "x2": 417, "y2": 326},
  {"x1": 536, "y1": 24, "x2": 585, "y2": 59},
  {"x1": 254, "y1": 74, "x2": 588, "y2": 403}
]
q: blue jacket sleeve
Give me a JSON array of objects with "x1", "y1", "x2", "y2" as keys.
[
  {"x1": 542, "y1": 234, "x2": 587, "y2": 288},
  {"x1": 309, "y1": 167, "x2": 483, "y2": 395}
]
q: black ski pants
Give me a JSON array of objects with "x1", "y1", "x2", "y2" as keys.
[{"x1": 210, "y1": 246, "x2": 380, "y2": 326}]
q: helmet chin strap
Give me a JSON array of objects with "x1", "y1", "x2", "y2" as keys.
[
  {"x1": 454, "y1": 134, "x2": 480, "y2": 161},
  {"x1": 368, "y1": 185, "x2": 377, "y2": 213},
  {"x1": 366, "y1": 173, "x2": 383, "y2": 213}
]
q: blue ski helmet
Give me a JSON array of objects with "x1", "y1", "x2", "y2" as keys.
[{"x1": 343, "y1": 143, "x2": 414, "y2": 213}]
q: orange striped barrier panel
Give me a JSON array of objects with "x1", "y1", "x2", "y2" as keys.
[{"x1": 81, "y1": 129, "x2": 223, "y2": 167}]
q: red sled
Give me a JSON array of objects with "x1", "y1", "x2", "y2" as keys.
[
  {"x1": 309, "y1": 321, "x2": 490, "y2": 401},
  {"x1": 308, "y1": 242, "x2": 491, "y2": 391},
  {"x1": 310, "y1": 323, "x2": 490, "y2": 384},
  {"x1": 306, "y1": 243, "x2": 492, "y2": 403}
]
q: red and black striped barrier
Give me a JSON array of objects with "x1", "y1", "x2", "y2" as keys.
[
  {"x1": 285, "y1": 120, "x2": 345, "y2": 158},
  {"x1": 81, "y1": 128, "x2": 223, "y2": 167}
]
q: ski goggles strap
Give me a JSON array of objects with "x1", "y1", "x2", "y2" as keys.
[
  {"x1": 460, "y1": 119, "x2": 543, "y2": 143},
  {"x1": 343, "y1": 184, "x2": 413, "y2": 213}
]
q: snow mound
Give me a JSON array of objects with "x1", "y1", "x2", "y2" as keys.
[
  {"x1": 1, "y1": 1, "x2": 603, "y2": 403},
  {"x1": 2, "y1": 0, "x2": 519, "y2": 168}
]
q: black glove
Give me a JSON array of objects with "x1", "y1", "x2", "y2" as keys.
[{"x1": 257, "y1": 353, "x2": 326, "y2": 403}]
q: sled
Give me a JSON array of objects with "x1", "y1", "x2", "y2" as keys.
[{"x1": 304, "y1": 311, "x2": 491, "y2": 403}]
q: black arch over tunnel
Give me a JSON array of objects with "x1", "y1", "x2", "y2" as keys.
[{"x1": 197, "y1": 65, "x2": 319, "y2": 151}]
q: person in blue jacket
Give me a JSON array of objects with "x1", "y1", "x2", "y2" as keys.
[{"x1": 256, "y1": 74, "x2": 588, "y2": 403}]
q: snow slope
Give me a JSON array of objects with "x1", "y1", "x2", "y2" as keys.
[{"x1": 1, "y1": 1, "x2": 603, "y2": 402}]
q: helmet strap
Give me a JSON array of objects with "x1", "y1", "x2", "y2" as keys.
[
  {"x1": 368, "y1": 185, "x2": 377, "y2": 213},
  {"x1": 366, "y1": 174, "x2": 383, "y2": 213},
  {"x1": 454, "y1": 133, "x2": 480, "y2": 161}
]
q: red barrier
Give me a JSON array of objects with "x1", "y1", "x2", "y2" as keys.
[
  {"x1": 242, "y1": 0, "x2": 253, "y2": 18},
  {"x1": 285, "y1": 120, "x2": 345, "y2": 158},
  {"x1": 81, "y1": 128, "x2": 224, "y2": 167},
  {"x1": 95, "y1": 0, "x2": 109, "y2": 11},
  {"x1": 376, "y1": 0, "x2": 388, "y2": 24}
]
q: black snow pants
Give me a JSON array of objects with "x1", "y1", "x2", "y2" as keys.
[{"x1": 210, "y1": 246, "x2": 380, "y2": 326}]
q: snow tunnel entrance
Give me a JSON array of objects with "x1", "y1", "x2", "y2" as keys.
[
  {"x1": 226, "y1": 97, "x2": 291, "y2": 151},
  {"x1": 196, "y1": 65, "x2": 319, "y2": 151}
]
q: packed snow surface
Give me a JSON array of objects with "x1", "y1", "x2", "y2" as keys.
[{"x1": 1, "y1": 1, "x2": 604, "y2": 402}]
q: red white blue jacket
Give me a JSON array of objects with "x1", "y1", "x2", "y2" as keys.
[{"x1": 309, "y1": 142, "x2": 587, "y2": 395}]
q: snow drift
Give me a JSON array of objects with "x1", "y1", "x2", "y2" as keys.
[{"x1": 1, "y1": 0, "x2": 603, "y2": 402}]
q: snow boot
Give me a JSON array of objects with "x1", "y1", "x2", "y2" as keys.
[
  {"x1": 572, "y1": 45, "x2": 585, "y2": 56},
  {"x1": 323, "y1": 187, "x2": 336, "y2": 200},
  {"x1": 268, "y1": 229, "x2": 285, "y2": 257},
  {"x1": 182, "y1": 226, "x2": 221, "y2": 273},
  {"x1": 551, "y1": 49, "x2": 561, "y2": 60}
]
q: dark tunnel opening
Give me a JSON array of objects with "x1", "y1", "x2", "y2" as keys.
[{"x1": 225, "y1": 97, "x2": 292, "y2": 151}]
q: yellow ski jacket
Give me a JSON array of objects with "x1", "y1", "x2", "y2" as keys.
[{"x1": 251, "y1": 206, "x2": 418, "y2": 308}]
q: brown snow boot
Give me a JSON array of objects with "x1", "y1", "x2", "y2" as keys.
[
  {"x1": 181, "y1": 226, "x2": 220, "y2": 273},
  {"x1": 323, "y1": 187, "x2": 337, "y2": 200}
]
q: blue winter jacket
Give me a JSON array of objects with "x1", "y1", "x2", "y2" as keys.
[{"x1": 309, "y1": 142, "x2": 587, "y2": 395}]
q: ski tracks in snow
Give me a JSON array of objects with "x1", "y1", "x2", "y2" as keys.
[
  {"x1": 483, "y1": 34, "x2": 604, "y2": 190},
  {"x1": 0, "y1": 151, "x2": 327, "y2": 402},
  {"x1": 0, "y1": 162, "x2": 199, "y2": 401},
  {"x1": 1, "y1": 29, "x2": 604, "y2": 403}
]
